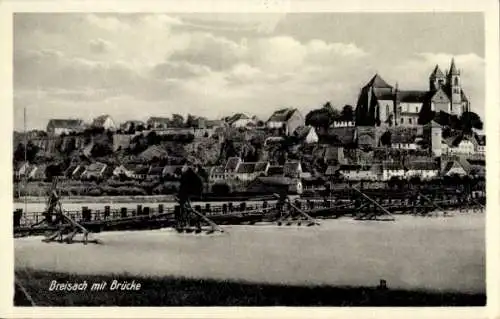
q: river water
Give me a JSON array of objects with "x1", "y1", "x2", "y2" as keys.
[{"x1": 15, "y1": 213, "x2": 485, "y2": 293}]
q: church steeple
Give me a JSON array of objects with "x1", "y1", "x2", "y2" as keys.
[
  {"x1": 447, "y1": 57, "x2": 462, "y2": 116},
  {"x1": 429, "y1": 64, "x2": 445, "y2": 91},
  {"x1": 449, "y1": 58, "x2": 460, "y2": 75}
]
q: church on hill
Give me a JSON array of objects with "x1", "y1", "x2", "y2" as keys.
[{"x1": 355, "y1": 58, "x2": 470, "y2": 127}]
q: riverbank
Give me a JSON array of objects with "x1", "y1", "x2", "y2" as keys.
[
  {"x1": 14, "y1": 195, "x2": 177, "y2": 204},
  {"x1": 14, "y1": 269, "x2": 485, "y2": 306}
]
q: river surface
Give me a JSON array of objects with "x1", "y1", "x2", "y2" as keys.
[{"x1": 15, "y1": 213, "x2": 485, "y2": 293}]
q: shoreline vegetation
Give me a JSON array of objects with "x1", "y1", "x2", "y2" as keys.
[{"x1": 14, "y1": 269, "x2": 486, "y2": 307}]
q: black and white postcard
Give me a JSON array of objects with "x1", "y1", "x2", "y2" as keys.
[{"x1": 1, "y1": 0, "x2": 499, "y2": 318}]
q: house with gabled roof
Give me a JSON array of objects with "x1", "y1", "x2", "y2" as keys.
[
  {"x1": 226, "y1": 113, "x2": 253, "y2": 128},
  {"x1": 293, "y1": 125, "x2": 318, "y2": 144},
  {"x1": 81, "y1": 162, "x2": 113, "y2": 180},
  {"x1": 46, "y1": 119, "x2": 85, "y2": 135},
  {"x1": 441, "y1": 160, "x2": 468, "y2": 177},
  {"x1": 225, "y1": 157, "x2": 242, "y2": 173},
  {"x1": 267, "y1": 108, "x2": 305, "y2": 135},
  {"x1": 113, "y1": 164, "x2": 149, "y2": 180},
  {"x1": 91, "y1": 115, "x2": 116, "y2": 131}
]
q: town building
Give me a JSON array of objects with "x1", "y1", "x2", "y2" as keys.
[
  {"x1": 442, "y1": 135, "x2": 476, "y2": 156},
  {"x1": 423, "y1": 120, "x2": 443, "y2": 157},
  {"x1": 441, "y1": 160, "x2": 468, "y2": 176},
  {"x1": 404, "y1": 161, "x2": 439, "y2": 180},
  {"x1": 147, "y1": 117, "x2": 170, "y2": 130},
  {"x1": 91, "y1": 115, "x2": 116, "y2": 131},
  {"x1": 381, "y1": 162, "x2": 406, "y2": 180},
  {"x1": 113, "y1": 164, "x2": 149, "y2": 180},
  {"x1": 81, "y1": 162, "x2": 113, "y2": 180},
  {"x1": 121, "y1": 120, "x2": 146, "y2": 132},
  {"x1": 267, "y1": 108, "x2": 305, "y2": 135},
  {"x1": 355, "y1": 58, "x2": 470, "y2": 127},
  {"x1": 294, "y1": 126, "x2": 319, "y2": 144},
  {"x1": 226, "y1": 113, "x2": 253, "y2": 128},
  {"x1": 46, "y1": 119, "x2": 85, "y2": 135},
  {"x1": 338, "y1": 164, "x2": 381, "y2": 181}
]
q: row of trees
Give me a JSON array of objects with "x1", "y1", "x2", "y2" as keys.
[{"x1": 305, "y1": 102, "x2": 355, "y2": 130}]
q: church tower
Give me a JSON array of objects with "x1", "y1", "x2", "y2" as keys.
[
  {"x1": 429, "y1": 64, "x2": 446, "y2": 91},
  {"x1": 447, "y1": 58, "x2": 462, "y2": 116}
]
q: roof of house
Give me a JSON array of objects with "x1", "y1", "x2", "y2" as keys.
[
  {"x1": 443, "y1": 134, "x2": 465, "y2": 148},
  {"x1": 163, "y1": 165, "x2": 183, "y2": 176},
  {"x1": 267, "y1": 165, "x2": 284, "y2": 176},
  {"x1": 294, "y1": 125, "x2": 314, "y2": 139},
  {"x1": 210, "y1": 166, "x2": 225, "y2": 175},
  {"x1": 138, "y1": 145, "x2": 169, "y2": 160},
  {"x1": 391, "y1": 133, "x2": 416, "y2": 144},
  {"x1": 122, "y1": 164, "x2": 149, "y2": 174},
  {"x1": 84, "y1": 162, "x2": 107, "y2": 174},
  {"x1": 268, "y1": 108, "x2": 299, "y2": 122},
  {"x1": 147, "y1": 117, "x2": 170, "y2": 123},
  {"x1": 236, "y1": 162, "x2": 257, "y2": 174},
  {"x1": 442, "y1": 160, "x2": 466, "y2": 174},
  {"x1": 325, "y1": 165, "x2": 340, "y2": 175},
  {"x1": 254, "y1": 162, "x2": 269, "y2": 173},
  {"x1": 382, "y1": 162, "x2": 405, "y2": 170},
  {"x1": 339, "y1": 164, "x2": 369, "y2": 171},
  {"x1": 284, "y1": 161, "x2": 301, "y2": 176},
  {"x1": 474, "y1": 134, "x2": 486, "y2": 146},
  {"x1": 255, "y1": 176, "x2": 294, "y2": 186},
  {"x1": 92, "y1": 115, "x2": 112, "y2": 127},
  {"x1": 47, "y1": 119, "x2": 84, "y2": 129},
  {"x1": 148, "y1": 166, "x2": 165, "y2": 176},
  {"x1": 227, "y1": 113, "x2": 250, "y2": 124},
  {"x1": 225, "y1": 157, "x2": 241, "y2": 172},
  {"x1": 328, "y1": 127, "x2": 356, "y2": 145},
  {"x1": 406, "y1": 161, "x2": 439, "y2": 170}
]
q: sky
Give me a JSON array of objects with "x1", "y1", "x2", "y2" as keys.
[{"x1": 13, "y1": 12, "x2": 485, "y2": 131}]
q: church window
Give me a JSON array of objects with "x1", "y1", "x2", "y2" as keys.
[
  {"x1": 415, "y1": 106, "x2": 418, "y2": 113},
  {"x1": 454, "y1": 77, "x2": 459, "y2": 86},
  {"x1": 400, "y1": 118, "x2": 404, "y2": 124},
  {"x1": 386, "y1": 105, "x2": 390, "y2": 117},
  {"x1": 409, "y1": 118, "x2": 412, "y2": 124}
]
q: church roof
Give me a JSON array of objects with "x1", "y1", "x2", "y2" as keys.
[
  {"x1": 449, "y1": 58, "x2": 459, "y2": 75},
  {"x1": 397, "y1": 90, "x2": 429, "y2": 103},
  {"x1": 460, "y1": 89, "x2": 469, "y2": 102},
  {"x1": 430, "y1": 65, "x2": 445, "y2": 78},
  {"x1": 365, "y1": 74, "x2": 393, "y2": 89}
]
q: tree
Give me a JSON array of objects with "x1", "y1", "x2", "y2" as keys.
[
  {"x1": 460, "y1": 111, "x2": 483, "y2": 133},
  {"x1": 340, "y1": 105, "x2": 354, "y2": 122},
  {"x1": 380, "y1": 131, "x2": 392, "y2": 146},
  {"x1": 418, "y1": 107, "x2": 435, "y2": 125},
  {"x1": 14, "y1": 141, "x2": 39, "y2": 162},
  {"x1": 186, "y1": 114, "x2": 197, "y2": 128},
  {"x1": 305, "y1": 108, "x2": 332, "y2": 129},
  {"x1": 127, "y1": 122, "x2": 136, "y2": 134},
  {"x1": 171, "y1": 114, "x2": 184, "y2": 128},
  {"x1": 323, "y1": 102, "x2": 340, "y2": 120}
]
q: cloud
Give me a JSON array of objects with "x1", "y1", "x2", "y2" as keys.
[
  {"x1": 89, "y1": 38, "x2": 114, "y2": 54},
  {"x1": 387, "y1": 52, "x2": 485, "y2": 119},
  {"x1": 14, "y1": 13, "x2": 483, "y2": 131},
  {"x1": 86, "y1": 14, "x2": 130, "y2": 31}
]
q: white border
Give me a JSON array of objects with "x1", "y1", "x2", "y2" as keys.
[{"x1": 1, "y1": 0, "x2": 498, "y2": 318}]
